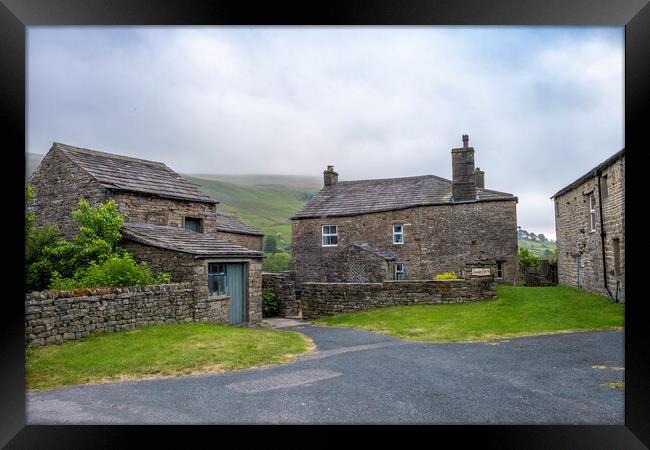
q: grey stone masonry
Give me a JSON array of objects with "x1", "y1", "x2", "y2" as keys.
[
  {"x1": 553, "y1": 150, "x2": 624, "y2": 301},
  {"x1": 262, "y1": 272, "x2": 299, "y2": 317},
  {"x1": 299, "y1": 277, "x2": 496, "y2": 319},
  {"x1": 25, "y1": 283, "x2": 198, "y2": 347}
]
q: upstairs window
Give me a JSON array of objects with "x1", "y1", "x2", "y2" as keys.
[
  {"x1": 184, "y1": 217, "x2": 203, "y2": 233},
  {"x1": 601, "y1": 175, "x2": 609, "y2": 199},
  {"x1": 322, "y1": 225, "x2": 338, "y2": 246},
  {"x1": 394, "y1": 263, "x2": 405, "y2": 280},
  {"x1": 208, "y1": 263, "x2": 227, "y2": 296},
  {"x1": 588, "y1": 194, "x2": 596, "y2": 232},
  {"x1": 392, "y1": 224, "x2": 404, "y2": 244}
]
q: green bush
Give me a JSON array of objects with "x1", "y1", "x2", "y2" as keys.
[
  {"x1": 262, "y1": 288, "x2": 280, "y2": 317},
  {"x1": 518, "y1": 247, "x2": 539, "y2": 277},
  {"x1": 49, "y1": 253, "x2": 171, "y2": 290},
  {"x1": 25, "y1": 189, "x2": 170, "y2": 291},
  {"x1": 263, "y1": 252, "x2": 293, "y2": 272},
  {"x1": 435, "y1": 272, "x2": 460, "y2": 280}
]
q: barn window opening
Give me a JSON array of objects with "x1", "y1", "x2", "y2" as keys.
[
  {"x1": 322, "y1": 225, "x2": 338, "y2": 246},
  {"x1": 496, "y1": 261, "x2": 504, "y2": 279},
  {"x1": 184, "y1": 217, "x2": 203, "y2": 232},
  {"x1": 208, "y1": 263, "x2": 227, "y2": 296},
  {"x1": 392, "y1": 224, "x2": 404, "y2": 244},
  {"x1": 588, "y1": 194, "x2": 596, "y2": 232},
  {"x1": 394, "y1": 263, "x2": 405, "y2": 280}
]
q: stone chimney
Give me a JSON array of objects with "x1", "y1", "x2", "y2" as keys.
[
  {"x1": 474, "y1": 167, "x2": 485, "y2": 189},
  {"x1": 451, "y1": 134, "x2": 477, "y2": 202},
  {"x1": 323, "y1": 165, "x2": 338, "y2": 187}
]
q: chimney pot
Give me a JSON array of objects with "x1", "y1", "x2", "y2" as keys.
[{"x1": 462, "y1": 134, "x2": 469, "y2": 147}]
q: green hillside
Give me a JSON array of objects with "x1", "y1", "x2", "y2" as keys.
[
  {"x1": 184, "y1": 174, "x2": 320, "y2": 252},
  {"x1": 518, "y1": 238, "x2": 556, "y2": 259}
]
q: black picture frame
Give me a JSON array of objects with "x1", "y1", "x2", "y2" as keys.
[{"x1": 1, "y1": 0, "x2": 648, "y2": 447}]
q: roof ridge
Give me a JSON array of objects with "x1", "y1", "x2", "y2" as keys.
[
  {"x1": 334, "y1": 174, "x2": 452, "y2": 185},
  {"x1": 54, "y1": 142, "x2": 167, "y2": 167},
  {"x1": 550, "y1": 148, "x2": 625, "y2": 199}
]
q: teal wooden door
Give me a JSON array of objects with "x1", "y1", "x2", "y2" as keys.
[{"x1": 227, "y1": 263, "x2": 246, "y2": 324}]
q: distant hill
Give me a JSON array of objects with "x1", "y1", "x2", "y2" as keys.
[
  {"x1": 184, "y1": 174, "x2": 321, "y2": 252},
  {"x1": 517, "y1": 226, "x2": 556, "y2": 259}
]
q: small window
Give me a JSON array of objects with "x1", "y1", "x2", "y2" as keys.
[
  {"x1": 496, "y1": 261, "x2": 503, "y2": 279},
  {"x1": 613, "y1": 238, "x2": 621, "y2": 275},
  {"x1": 208, "y1": 263, "x2": 227, "y2": 296},
  {"x1": 185, "y1": 217, "x2": 203, "y2": 232},
  {"x1": 322, "y1": 225, "x2": 338, "y2": 246},
  {"x1": 392, "y1": 224, "x2": 404, "y2": 244},
  {"x1": 394, "y1": 263, "x2": 405, "y2": 280},
  {"x1": 588, "y1": 194, "x2": 596, "y2": 232},
  {"x1": 555, "y1": 202, "x2": 559, "y2": 218}
]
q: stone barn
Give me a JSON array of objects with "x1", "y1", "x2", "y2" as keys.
[
  {"x1": 291, "y1": 135, "x2": 519, "y2": 284},
  {"x1": 551, "y1": 148, "x2": 625, "y2": 302},
  {"x1": 28, "y1": 142, "x2": 264, "y2": 324}
]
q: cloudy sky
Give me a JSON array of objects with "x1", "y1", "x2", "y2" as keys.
[{"x1": 27, "y1": 27, "x2": 624, "y2": 239}]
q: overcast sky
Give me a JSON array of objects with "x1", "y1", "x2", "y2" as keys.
[{"x1": 27, "y1": 27, "x2": 624, "y2": 239}]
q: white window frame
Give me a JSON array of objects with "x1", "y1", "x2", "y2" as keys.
[
  {"x1": 588, "y1": 194, "x2": 597, "y2": 232},
  {"x1": 321, "y1": 225, "x2": 338, "y2": 247},
  {"x1": 392, "y1": 224, "x2": 404, "y2": 244},
  {"x1": 394, "y1": 263, "x2": 405, "y2": 280}
]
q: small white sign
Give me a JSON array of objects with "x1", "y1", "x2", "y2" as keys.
[{"x1": 471, "y1": 268, "x2": 491, "y2": 276}]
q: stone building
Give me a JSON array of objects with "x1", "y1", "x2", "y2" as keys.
[
  {"x1": 291, "y1": 135, "x2": 519, "y2": 284},
  {"x1": 551, "y1": 148, "x2": 625, "y2": 302},
  {"x1": 28, "y1": 142, "x2": 264, "y2": 324}
]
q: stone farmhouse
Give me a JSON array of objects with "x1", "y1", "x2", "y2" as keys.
[
  {"x1": 291, "y1": 135, "x2": 519, "y2": 284},
  {"x1": 28, "y1": 142, "x2": 264, "y2": 324},
  {"x1": 551, "y1": 148, "x2": 625, "y2": 302}
]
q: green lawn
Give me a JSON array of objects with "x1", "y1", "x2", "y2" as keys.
[
  {"x1": 26, "y1": 323, "x2": 313, "y2": 390},
  {"x1": 314, "y1": 285, "x2": 624, "y2": 343}
]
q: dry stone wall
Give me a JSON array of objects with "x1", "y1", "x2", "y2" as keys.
[
  {"x1": 262, "y1": 272, "x2": 299, "y2": 317},
  {"x1": 25, "y1": 283, "x2": 197, "y2": 346},
  {"x1": 299, "y1": 277, "x2": 496, "y2": 319}
]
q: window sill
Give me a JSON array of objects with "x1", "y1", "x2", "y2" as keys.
[
  {"x1": 208, "y1": 294, "x2": 229, "y2": 301},
  {"x1": 322, "y1": 245, "x2": 338, "y2": 247}
]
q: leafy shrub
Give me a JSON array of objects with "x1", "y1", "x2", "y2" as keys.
[
  {"x1": 262, "y1": 288, "x2": 280, "y2": 317},
  {"x1": 25, "y1": 190, "x2": 170, "y2": 291},
  {"x1": 435, "y1": 272, "x2": 460, "y2": 280},
  {"x1": 49, "y1": 253, "x2": 171, "y2": 290},
  {"x1": 518, "y1": 247, "x2": 540, "y2": 277},
  {"x1": 263, "y1": 252, "x2": 293, "y2": 272}
]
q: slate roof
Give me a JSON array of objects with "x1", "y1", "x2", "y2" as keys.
[
  {"x1": 292, "y1": 175, "x2": 516, "y2": 219},
  {"x1": 121, "y1": 223, "x2": 263, "y2": 258},
  {"x1": 551, "y1": 148, "x2": 625, "y2": 199},
  {"x1": 54, "y1": 142, "x2": 217, "y2": 204},
  {"x1": 214, "y1": 212, "x2": 263, "y2": 236},
  {"x1": 350, "y1": 243, "x2": 398, "y2": 261}
]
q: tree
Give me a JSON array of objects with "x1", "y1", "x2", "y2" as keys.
[
  {"x1": 263, "y1": 235, "x2": 278, "y2": 253},
  {"x1": 538, "y1": 234, "x2": 547, "y2": 243},
  {"x1": 25, "y1": 187, "x2": 62, "y2": 291},
  {"x1": 518, "y1": 247, "x2": 539, "y2": 277},
  {"x1": 529, "y1": 233, "x2": 538, "y2": 242}
]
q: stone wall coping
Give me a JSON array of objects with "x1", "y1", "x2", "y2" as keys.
[
  {"x1": 25, "y1": 282, "x2": 192, "y2": 301},
  {"x1": 300, "y1": 279, "x2": 474, "y2": 286}
]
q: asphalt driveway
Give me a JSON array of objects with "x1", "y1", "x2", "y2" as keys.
[{"x1": 26, "y1": 323, "x2": 624, "y2": 424}]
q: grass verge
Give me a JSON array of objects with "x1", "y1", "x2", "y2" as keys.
[
  {"x1": 26, "y1": 323, "x2": 313, "y2": 390},
  {"x1": 313, "y1": 285, "x2": 624, "y2": 343}
]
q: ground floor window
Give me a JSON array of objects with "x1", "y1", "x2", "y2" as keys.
[
  {"x1": 613, "y1": 238, "x2": 621, "y2": 275},
  {"x1": 208, "y1": 263, "x2": 227, "y2": 296},
  {"x1": 395, "y1": 263, "x2": 405, "y2": 280},
  {"x1": 496, "y1": 261, "x2": 504, "y2": 279}
]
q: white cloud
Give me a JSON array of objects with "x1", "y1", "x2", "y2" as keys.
[{"x1": 27, "y1": 27, "x2": 623, "y2": 235}]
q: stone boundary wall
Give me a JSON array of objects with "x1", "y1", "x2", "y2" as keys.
[
  {"x1": 23, "y1": 283, "x2": 227, "y2": 347},
  {"x1": 262, "y1": 271, "x2": 299, "y2": 317},
  {"x1": 299, "y1": 278, "x2": 496, "y2": 319}
]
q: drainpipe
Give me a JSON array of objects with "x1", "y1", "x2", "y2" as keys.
[{"x1": 596, "y1": 169, "x2": 615, "y2": 302}]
